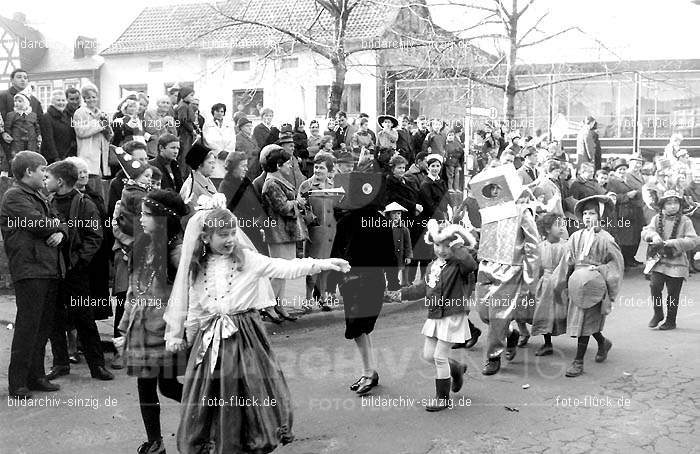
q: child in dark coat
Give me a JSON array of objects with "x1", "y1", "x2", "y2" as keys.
[
  {"x1": 2, "y1": 93, "x2": 42, "y2": 173},
  {"x1": 400, "y1": 220, "x2": 478, "y2": 411},
  {"x1": 1, "y1": 151, "x2": 67, "y2": 397},
  {"x1": 44, "y1": 160, "x2": 111, "y2": 382},
  {"x1": 384, "y1": 202, "x2": 412, "y2": 290}
]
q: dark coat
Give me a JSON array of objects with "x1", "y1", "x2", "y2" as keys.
[
  {"x1": 0, "y1": 88, "x2": 45, "y2": 155},
  {"x1": 252, "y1": 123, "x2": 279, "y2": 149},
  {"x1": 0, "y1": 181, "x2": 67, "y2": 283},
  {"x1": 334, "y1": 208, "x2": 396, "y2": 273},
  {"x1": 107, "y1": 170, "x2": 128, "y2": 218},
  {"x1": 576, "y1": 125, "x2": 602, "y2": 170},
  {"x1": 402, "y1": 246, "x2": 477, "y2": 319},
  {"x1": 5, "y1": 111, "x2": 41, "y2": 152},
  {"x1": 414, "y1": 177, "x2": 448, "y2": 260},
  {"x1": 51, "y1": 189, "x2": 103, "y2": 272},
  {"x1": 607, "y1": 174, "x2": 644, "y2": 246},
  {"x1": 235, "y1": 132, "x2": 261, "y2": 178},
  {"x1": 83, "y1": 184, "x2": 113, "y2": 319},
  {"x1": 332, "y1": 124, "x2": 357, "y2": 151},
  {"x1": 422, "y1": 131, "x2": 446, "y2": 155},
  {"x1": 411, "y1": 128, "x2": 429, "y2": 157},
  {"x1": 385, "y1": 174, "x2": 420, "y2": 215},
  {"x1": 569, "y1": 177, "x2": 605, "y2": 201},
  {"x1": 0, "y1": 87, "x2": 44, "y2": 121},
  {"x1": 392, "y1": 225, "x2": 412, "y2": 265},
  {"x1": 149, "y1": 155, "x2": 183, "y2": 192},
  {"x1": 42, "y1": 105, "x2": 76, "y2": 162},
  {"x1": 218, "y1": 173, "x2": 266, "y2": 253},
  {"x1": 396, "y1": 128, "x2": 413, "y2": 163},
  {"x1": 261, "y1": 173, "x2": 308, "y2": 244}
]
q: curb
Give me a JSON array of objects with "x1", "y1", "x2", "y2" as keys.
[{"x1": 263, "y1": 297, "x2": 425, "y2": 335}]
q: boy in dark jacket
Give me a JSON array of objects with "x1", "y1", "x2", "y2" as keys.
[
  {"x1": 44, "y1": 160, "x2": 113, "y2": 381},
  {"x1": 384, "y1": 202, "x2": 413, "y2": 290},
  {"x1": 1, "y1": 151, "x2": 67, "y2": 397}
]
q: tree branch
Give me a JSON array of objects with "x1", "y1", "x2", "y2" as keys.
[
  {"x1": 517, "y1": 71, "x2": 625, "y2": 92},
  {"x1": 516, "y1": 0, "x2": 536, "y2": 18},
  {"x1": 519, "y1": 26, "x2": 578, "y2": 48},
  {"x1": 516, "y1": 11, "x2": 548, "y2": 46}
]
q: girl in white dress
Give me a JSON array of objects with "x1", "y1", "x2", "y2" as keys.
[{"x1": 164, "y1": 203, "x2": 348, "y2": 453}]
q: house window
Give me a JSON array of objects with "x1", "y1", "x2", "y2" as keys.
[
  {"x1": 232, "y1": 89, "x2": 264, "y2": 117},
  {"x1": 148, "y1": 61, "x2": 163, "y2": 72},
  {"x1": 280, "y1": 57, "x2": 298, "y2": 69},
  {"x1": 63, "y1": 79, "x2": 80, "y2": 89},
  {"x1": 120, "y1": 84, "x2": 147, "y2": 98},
  {"x1": 316, "y1": 84, "x2": 361, "y2": 116},
  {"x1": 233, "y1": 61, "x2": 251, "y2": 72},
  {"x1": 35, "y1": 82, "x2": 52, "y2": 109}
]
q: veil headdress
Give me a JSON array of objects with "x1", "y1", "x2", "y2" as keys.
[{"x1": 163, "y1": 193, "x2": 276, "y2": 342}]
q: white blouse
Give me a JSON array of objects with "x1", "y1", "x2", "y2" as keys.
[{"x1": 184, "y1": 250, "x2": 319, "y2": 335}]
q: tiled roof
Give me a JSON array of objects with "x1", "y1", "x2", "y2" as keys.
[
  {"x1": 29, "y1": 39, "x2": 103, "y2": 75},
  {"x1": 102, "y1": 0, "x2": 411, "y2": 55}
]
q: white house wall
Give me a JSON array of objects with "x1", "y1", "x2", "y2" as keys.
[{"x1": 100, "y1": 49, "x2": 379, "y2": 126}]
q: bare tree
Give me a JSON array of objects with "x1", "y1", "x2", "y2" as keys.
[
  {"x1": 437, "y1": 0, "x2": 621, "y2": 121},
  {"x1": 200, "y1": 0, "x2": 461, "y2": 118}
]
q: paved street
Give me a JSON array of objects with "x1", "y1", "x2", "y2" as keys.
[{"x1": 1, "y1": 270, "x2": 699, "y2": 453}]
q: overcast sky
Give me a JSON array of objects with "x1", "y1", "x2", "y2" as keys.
[{"x1": 10, "y1": 0, "x2": 700, "y2": 63}]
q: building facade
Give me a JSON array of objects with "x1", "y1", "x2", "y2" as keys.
[{"x1": 394, "y1": 60, "x2": 700, "y2": 156}]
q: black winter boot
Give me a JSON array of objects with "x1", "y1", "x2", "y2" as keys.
[
  {"x1": 448, "y1": 359, "x2": 467, "y2": 392},
  {"x1": 648, "y1": 301, "x2": 664, "y2": 328},
  {"x1": 659, "y1": 301, "x2": 677, "y2": 330},
  {"x1": 425, "y1": 378, "x2": 452, "y2": 412}
]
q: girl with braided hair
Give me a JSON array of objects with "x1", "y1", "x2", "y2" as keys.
[{"x1": 642, "y1": 190, "x2": 700, "y2": 331}]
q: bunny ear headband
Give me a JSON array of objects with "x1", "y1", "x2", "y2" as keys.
[{"x1": 424, "y1": 219, "x2": 477, "y2": 248}]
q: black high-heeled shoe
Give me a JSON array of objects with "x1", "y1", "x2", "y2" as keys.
[
  {"x1": 349, "y1": 376, "x2": 365, "y2": 391},
  {"x1": 275, "y1": 306, "x2": 298, "y2": 321},
  {"x1": 355, "y1": 371, "x2": 379, "y2": 395},
  {"x1": 260, "y1": 309, "x2": 283, "y2": 324}
]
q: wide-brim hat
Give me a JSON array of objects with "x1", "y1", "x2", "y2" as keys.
[
  {"x1": 185, "y1": 141, "x2": 214, "y2": 170},
  {"x1": 657, "y1": 189, "x2": 687, "y2": 209},
  {"x1": 112, "y1": 145, "x2": 149, "y2": 180},
  {"x1": 377, "y1": 115, "x2": 398, "y2": 128},
  {"x1": 384, "y1": 202, "x2": 407, "y2": 212},
  {"x1": 613, "y1": 158, "x2": 629, "y2": 170},
  {"x1": 574, "y1": 194, "x2": 614, "y2": 219},
  {"x1": 568, "y1": 267, "x2": 607, "y2": 309}
]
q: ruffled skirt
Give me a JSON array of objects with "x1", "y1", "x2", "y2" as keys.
[
  {"x1": 421, "y1": 313, "x2": 470, "y2": 344},
  {"x1": 177, "y1": 311, "x2": 293, "y2": 454}
]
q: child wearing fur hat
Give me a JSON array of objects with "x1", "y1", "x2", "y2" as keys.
[
  {"x1": 400, "y1": 219, "x2": 478, "y2": 411},
  {"x1": 641, "y1": 190, "x2": 700, "y2": 330},
  {"x1": 2, "y1": 92, "x2": 42, "y2": 165},
  {"x1": 564, "y1": 195, "x2": 623, "y2": 377}
]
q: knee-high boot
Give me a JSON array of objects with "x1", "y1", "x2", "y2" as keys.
[
  {"x1": 448, "y1": 359, "x2": 467, "y2": 392},
  {"x1": 425, "y1": 378, "x2": 451, "y2": 412}
]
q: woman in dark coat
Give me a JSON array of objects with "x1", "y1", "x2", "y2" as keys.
[
  {"x1": 218, "y1": 151, "x2": 267, "y2": 254},
  {"x1": 334, "y1": 185, "x2": 396, "y2": 395},
  {"x1": 42, "y1": 89, "x2": 76, "y2": 163},
  {"x1": 175, "y1": 87, "x2": 199, "y2": 175},
  {"x1": 413, "y1": 154, "x2": 449, "y2": 278}
]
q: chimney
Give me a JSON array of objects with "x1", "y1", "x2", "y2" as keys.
[
  {"x1": 12, "y1": 12, "x2": 27, "y2": 24},
  {"x1": 74, "y1": 36, "x2": 98, "y2": 58}
]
